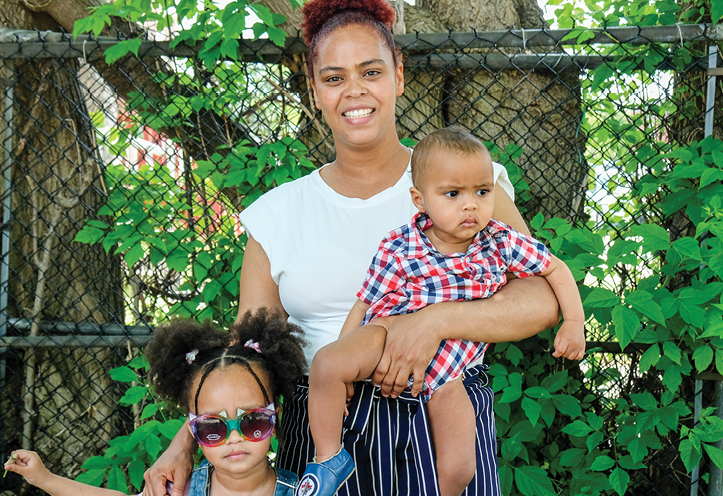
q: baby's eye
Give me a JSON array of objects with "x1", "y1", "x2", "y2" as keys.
[
  {"x1": 477, "y1": 189, "x2": 490, "y2": 196},
  {"x1": 444, "y1": 191, "x2": 459, "y2": 198}
]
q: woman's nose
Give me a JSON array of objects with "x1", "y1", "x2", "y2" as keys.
[{"x1": 346, "y1": 76, "x2": 367, "y2": 97}]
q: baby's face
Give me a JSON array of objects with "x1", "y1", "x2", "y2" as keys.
[{"x1": 411, "y1": 149, "x2": 496, "y2": 252}]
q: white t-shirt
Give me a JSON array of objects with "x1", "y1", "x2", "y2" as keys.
[{"x1": 239, "y1": 159, "x2": 514, "y2": 366}]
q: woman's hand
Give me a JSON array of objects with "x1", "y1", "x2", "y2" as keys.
[
  {"x1": 370, "y1": 310, "x2": 442, "y2": 398},
  {"x1": 143, "y1": 425, "x2": 195, "y2": 496}
]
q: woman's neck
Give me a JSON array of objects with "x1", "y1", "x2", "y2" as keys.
[
  {"x1": 320, "y1": 139, "x2": 411, "y2": 200},
  {"x1": 210, "y1": 464, "x2": 276, "y2": 496}
]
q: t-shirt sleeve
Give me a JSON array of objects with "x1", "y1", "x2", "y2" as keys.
[
  {"x1": 356, "y1": 243, "x2": 406, "y2": 305},
  {"x1": 492, "y1": 161, "x2": 515, "y2": 202},
  {"x1": 501, "y1": 229, "x2": 552, "y2": 278}
]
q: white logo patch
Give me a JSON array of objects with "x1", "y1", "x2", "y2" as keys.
[{"x1": 298, "y1": 474, "x2": 319, "y2": 496}]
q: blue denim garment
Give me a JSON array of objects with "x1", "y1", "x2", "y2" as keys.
[{"x1": 185, "y1": 460, "x2": 297, "y2": 496}]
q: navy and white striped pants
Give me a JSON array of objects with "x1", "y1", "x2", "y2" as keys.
[{"x1": 277, "y1": 364, "x2": 500, "y2": 496}]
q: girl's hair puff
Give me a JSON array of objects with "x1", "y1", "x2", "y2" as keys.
[
  {"x1": 145, "y1": 309, "x2": 306, "y2": 414},
  {"x1": 145, "y1": 319, "x2": 230, "y2": 409},
  {"x1": 301, "y1": 0, "x2": 400, "y2": 78}
]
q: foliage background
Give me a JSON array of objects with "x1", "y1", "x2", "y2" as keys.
[{"x1": 0, "y1": 0, "x2": 722, "y2": 493}]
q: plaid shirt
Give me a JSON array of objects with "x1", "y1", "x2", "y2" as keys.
[{"x1": 357, "y1": 212, "x2": 552, "y2": 399}]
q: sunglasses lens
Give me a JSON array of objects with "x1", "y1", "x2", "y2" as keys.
[
  {"x1": 239, "y1": 412, "x2": 274, "y2": 441},
  {"x1": 196, "y1": 417, "x2": 228, "y2": 446}
]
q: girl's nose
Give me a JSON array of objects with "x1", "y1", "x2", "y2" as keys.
[{"x1": 226, "y1": 428, "x2": 245, "y2": 444}]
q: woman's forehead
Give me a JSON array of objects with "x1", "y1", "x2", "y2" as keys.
[{"x1": 315, "y1": 24, "x2": 392, "y2": 67}]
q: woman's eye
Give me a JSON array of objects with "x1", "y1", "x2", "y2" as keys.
[
  {"x1": 326, "y1": 76, "x2": 342, "y2": 83},
  {"x1": 366, "y1": 70, "x2": 381, "y2": 77},
  {"x1": 444, "y1": 191, "x2": 458, "y2": 198}
]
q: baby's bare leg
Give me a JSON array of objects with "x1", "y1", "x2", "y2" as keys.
[
  {"x1": 426, "y1": 379, "x2": 476, "y2": 496},
  {"x1": 308, "y1": 324, "x2": 387, "y2": 461}
]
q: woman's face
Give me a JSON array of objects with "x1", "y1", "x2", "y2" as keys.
[
  {"x1": 188, "y1": 364, "x2": 274, "y2": 478},
  {"x1": 311, "y1": 24, "x2": 404, "y2": 150}
]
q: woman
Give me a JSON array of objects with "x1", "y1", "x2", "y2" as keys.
[{"x1": 146, "y1": 0, "x2": 558, "y2": 494}]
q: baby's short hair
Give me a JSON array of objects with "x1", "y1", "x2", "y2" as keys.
[{"x1": 411, "y1": 126, "x2": 490, "y2": 187}]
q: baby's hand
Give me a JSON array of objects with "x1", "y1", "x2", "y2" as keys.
[
  {"x1": 3, "y1": 450, "x2": 52, "y2": 488},
  {"x1": 553, "y1": 321, "x2": 586, "y2": 360}
]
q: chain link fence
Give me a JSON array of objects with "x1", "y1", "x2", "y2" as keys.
[{"x1": 0, "y1": 23, "x2": 721, "y2": 495}]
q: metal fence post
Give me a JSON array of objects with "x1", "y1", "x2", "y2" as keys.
[{"x1": 0, "y1": 75, "x2": 13, "y2": 467}]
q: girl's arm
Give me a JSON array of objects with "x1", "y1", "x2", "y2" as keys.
[
  {"x1": 372, "y1": 188, "x2": 561, "y2": 398},
  {"x1": 4, "y1": 450, "x2": 126, "y2": 496}
]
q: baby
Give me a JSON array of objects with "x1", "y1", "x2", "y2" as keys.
[{"x1": 298, "y1": 127, "x2": 586, "y2": 496}]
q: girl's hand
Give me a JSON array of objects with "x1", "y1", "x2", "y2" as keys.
[
  {"x1": 370, "y1": 311, "x2": 441, "y2": 398},
  {"x1": 3, "y1": 450, "x2": 53, "y2": 488}
]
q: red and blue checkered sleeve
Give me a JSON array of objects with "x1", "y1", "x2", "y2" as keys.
[
  {"x1": 503, "y1": 229, "x2": 552, "y2": 278},
  {"x1": 357, "y1": 244, "x2": 406, "y2": 305}
]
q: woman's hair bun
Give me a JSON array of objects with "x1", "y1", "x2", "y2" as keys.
[{"x1": 301, "y1": 0, "x2": 396, "y2": 45}]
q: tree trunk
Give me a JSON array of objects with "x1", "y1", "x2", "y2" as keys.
[{"x1": 0, "y1": 2, "x2": 123, "y2": 490}]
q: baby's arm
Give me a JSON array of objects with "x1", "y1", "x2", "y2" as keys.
[
  {"x1": 4, "y1": 450, "x2": 127, "y2": 496},
  {"x1": 540, "y1": 256, "x2": 586, "y2": 360},
  {"x1": 340, "y1": 299, "x2": 371, "y2": 338}
]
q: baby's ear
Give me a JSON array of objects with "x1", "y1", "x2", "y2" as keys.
[{"x1": 409, "y1": 187, "x2": 426, "y2": 213}]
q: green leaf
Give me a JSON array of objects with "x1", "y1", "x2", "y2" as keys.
[
  {"x1": 612, "y1": 305, "x2": 639, "y2": 351},
  {"x1": 662, "y1": 341, "x2": 682, "y2": 365},
  {"x1": 626, "y1": 290, "x2": 666, "y2": 326},
  {"x1": 587, "y1": 431, "x2": 604, "y2": 452},
  {"x1": 124, "y1": 243, "x2": 145, "y2": 267},
  {"x1": 109, "y1": 366, "x2": 139, "y2": 383},
  {"x1": 559, "y1": 448, "x2": 586, "y2": 467},
  {"x1": 705, "y1": 444, "x2": 723, "y2": 469},
  {"x1": 106, "y1": 465, "x2": 127, "y2": 492},
  {"x1": 680, "y1": 438, "x2": 702, "y2": 472},
  {"x1": 104, "y1": 39, "x2": 143, "y2": 64},
  {"x1": 141, "y1": 403, "x2": 158, "y2": 419},
  {"x1": 712, "y1": 0, "x2": 723, "y2": 24},
  {"x1": 158, "y1": 419, "x2": 184, "y2": 440},
  {"x1": 524, "y1": 386, "x2": 552, "y2": 399},
  {"x1": 521, "y1": 396, "x2": 542, "y2": 426},
  {"x1": 119, "y1": 386, "x2": 148, "y2": 405},
  {"x1": 630, "y1": 392, "x2": 657, "y2": 411},
  {"x1": 75, "y1": 468, "x2": 108, "y2": 487},
  {"x1": 583, "y1": 287, "x2": 620, "y2": 308},
  {"x1": 506, "y1": 344, "x2": 523, "y2": 366},
  {"x1": 501, "y1": 432, "x2": 523, "y2": 461},
  {"x1": 540, "y1": 370, "x2": 567, "y2": 393},
  {"x1": 552, "y1": 394, "x2": 582, "y2": 418},
  {"x1": 629, "y1": 224, "x2": 670, "y2": 252},
  {"x1": 609, "y1": 467, "x2": 630, "y2": 496},
  {"x1": 530, "y1": 212, "x2": 545, "y2": 231},
  {"x1": 693, "y1": 346, "x2": 714, "y2": 372},
  {"x1": 129, "y1": 458, "x2": 146, "y2": 491},
  {"x1": 671, "y1": 237, "x2": 702, "y2": 262},
  {"x1": 562, "y1": 420, "x2": 593, "y2": 437},
  {"x1": 590, "y1": 455, "x2": 615, "y2": 471},
  {"x1": 128, "y1": 355, "x2": 150, "y2": 371},
  {"x1": 639, "y1": 345, "x2": 661, "y2": 373},
  {"x1": 145, "y1": 434, "x2": 163, "y2": 460},
  {"x1": 514, "y1": 466, "x2": 555, "y2": 496},
  {"x1": 81, "y1": 456, "x2": 112, "y2": 470}
]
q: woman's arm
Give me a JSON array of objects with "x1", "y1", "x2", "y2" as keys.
[
  {"x1": 371, "y1": 188, "x2": 560, "y2": 397},
  {"x1": 236, "y1": 234, "x2": 287, "y2": 322}
]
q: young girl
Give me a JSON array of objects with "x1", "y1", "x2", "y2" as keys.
[{"x1": 4, "y1": 309, "x2": 305, "y2": 496}]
